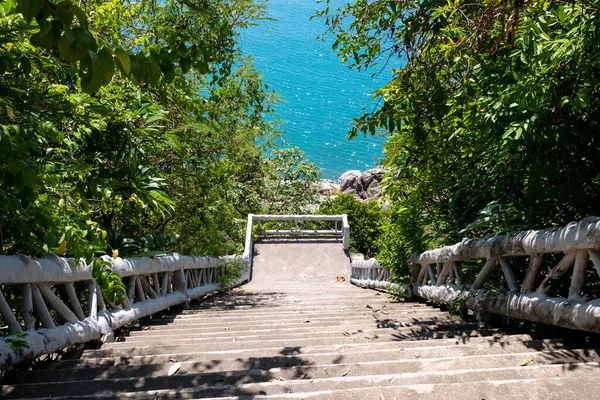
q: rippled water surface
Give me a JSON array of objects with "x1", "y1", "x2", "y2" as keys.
[{"x1": 241, "y1": 0, "x2": 391, "y2": 179}]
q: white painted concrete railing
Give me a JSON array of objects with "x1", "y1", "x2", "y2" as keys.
[
  {"x1": 350, "y1": 258, "x2": 410, "y2": 296},
  {"x1": 0, "y1": 253, "x2": 247, "y2": 366},
  {"x1": 244, "y1": 214, "x2": 350, "y2": 251},
  {"x1": 351, "y1": 217, "x2": 600, "y2": 333},
  {"x1": 409, "y1": 217, "x2": 600, "y2": 333}
]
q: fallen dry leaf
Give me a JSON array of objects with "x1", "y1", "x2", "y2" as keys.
[
  {"x1": 342, "y1": 331, "x2": 351, "y2": 337},
  {"x1": 168, "y1": 358, "x2": 178, "y2": 363},
  {"x1": 168, "y1": 362, "x2": 181, "y2": 376},
  {"x1": 342, "y1": 367, "x2": 351, "y2": 376},
  {"x1": 336, "y1": 276, "x2": 346, "y2": 283},
  {"x1": 520, "y1": 359, "x2": 535, "y2": 367}
]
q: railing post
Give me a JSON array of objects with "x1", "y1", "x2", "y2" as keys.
[
  {"x1": 342, "y1": 214, "x2": 350, "y2": 251},
  {"x1": 243, "y1": 214, "x2": 254, "y2": 281}
]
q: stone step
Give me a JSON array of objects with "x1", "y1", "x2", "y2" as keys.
[
  {"x1": 82, "y1": 332, "x2": 537, "y2": 358},
  {"x1": 97, "y1": 327, "x2": 515, "y2": 352},
  {"x1": 198, "y1": 376, "x2": 599, "y2": 400},
  {"x1": 134, "y1": 316, "x2": 463, "y2": 333},
  {"x1": 145, "y1": 310, "x2": 453, "y2": 326},
  {"x1": 118, "y1": 322, "x2": 487, "y2": 343},
  {"x1": 9, "y1": 348, "x2": 597, "y2": 385},
  {"x1": 154, "y1": 304, "x2": 446, "y2": 318},
  {"x1": 175, "y1": 303, "x2": 430, "y2": 315},
  {"x1": 49, "y1": 337, "x2": 566, "y2": 369},
  {"x1": 3, "y1": 361, "x2": 598, "y2": 399}
]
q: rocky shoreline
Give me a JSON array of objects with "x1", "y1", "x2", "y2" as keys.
[{"x1": 316, "y1": 167, "x2": 384, "y2": 201}]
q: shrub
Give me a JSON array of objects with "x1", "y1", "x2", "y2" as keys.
[{"x1": 318, "y1": 194, "x2": 388, "y2": 257}]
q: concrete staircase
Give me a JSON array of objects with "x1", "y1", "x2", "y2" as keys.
[{"x1": 2, "y1": 280, "x2": 599, "y2": 399}]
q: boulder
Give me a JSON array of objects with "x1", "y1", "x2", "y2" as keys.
[
  {"x1": 361, "y1": 167, "x2": 384, "y2": 189},
  {"x1": 316, "y1": 179, "x2": 340, "y2": 196},
  {"x1": 364, "y1": 185, "x2": 381, "y2": 199},
  {"x1": 338, "y1": 170, "x2": 364, "y2": 194}
]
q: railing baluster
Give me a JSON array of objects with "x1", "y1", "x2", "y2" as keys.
[
  {"x1": 427, "y1": 264, "x2": 437, "y2": 285},
  {"x1": 23, "y1": 283, "x2": 35, "y2": 330},
  {"x1": 140, "y1": 276, "x2": 158, "y2": 299},
  {"x1": 88, "y1": 281, "x2": 98, "y2": 319},
  {"x1": 152, "y1": 273, "x2": 160, "y2": 294},
  {"x1": 64, "y1": 282, "x2": 85, "y2": 320},
  {"x1": 521, "y1": 254, "x2": 543, "y2": 293},
  {"x1": 127, "y1": 276, "x2": 136, "y2": 301},
  {"x1": 472, "y1": 260, "x2": 497, "y2": 290},
  {"x1": 436, "y1": 262, "x2": 451, "y2": 286},
  {"x1": 453, "y1": 262, "x2": 464, "y2": 285},
  {"x1": 161, "y1": 272, "x2": 169, "y2": 297},
  {"x1": 588, "y1": 249, "x2": 600, "y2": 278},
  {"x1": 447, "y1": 262, "x2": 455, "y2": 285},
  {"x1": 0, "y1": 288, "x2": 22, "y2": 333},
  {"x1": 569, "y1": 251, "x2": 589, "y2": 299},
  {"x1": 499, "y1": 259, "x2": 519, "y2": 292},
  {"x1": 536, "y1": 252, "x2": 577, "y2": 294},
  {"x1": 135, "y1": 276, "x2": 147, "y2": 302},
  {"x1": 38, "y1": 285, "x2": 78, "y2": 324},
  {"x1": 32, "y1": 285, "x2": 55, "y2": 329},
  {"x1": 416, "y1": 264, "x2": 426, "y2": 285},
  {"x1": 96, "y1": 284, "x2": 106, "y2": 311}
]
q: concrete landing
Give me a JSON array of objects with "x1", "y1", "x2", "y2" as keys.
[{"x1": 251, "y1": 239, "x2": 350, "y2": 282}]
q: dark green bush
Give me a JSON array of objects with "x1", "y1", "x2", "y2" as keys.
[{"x1": 318, "y1": 194, "x2": 388, "y2": 257}]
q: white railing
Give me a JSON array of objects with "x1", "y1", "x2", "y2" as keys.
[
  {"x1": 350, "y1": 258, "x2": 410, "y2": 296},
  {"x1": 244, "y1": 214, "x2": 350, "y2": 251},
  {"x1": 0, "y1": 253, "x2": 247, "y2": 366},
  {"x1": 350, "y1": 217, "x2": 600, "y2": 334},
  {"x1": 410, "y1": 217, "x2": 600, "y2": 333}
]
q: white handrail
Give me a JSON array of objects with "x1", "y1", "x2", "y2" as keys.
[{"x1": 0, "y1": 253, "x2": 243, "y2": 366}]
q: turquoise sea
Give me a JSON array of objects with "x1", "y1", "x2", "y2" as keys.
[{"x1": 241, "y1": 0, "x2": 390, "y2": 180}]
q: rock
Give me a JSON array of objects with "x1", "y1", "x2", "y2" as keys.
[
  {"x1": 316, "y1": 179, "x2": 340, "y2": 196},
  {"x1": 364, "y1": 185, "x2": 381, "y2": 199},
  {"x1": 361, "y1": 167, "x2": 384, "y2": 189},
  {"x1": 338, "y1": 170, "x2": 364, "y2": 193}
]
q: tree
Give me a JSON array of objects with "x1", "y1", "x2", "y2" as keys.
[
  {"x1": 317, "y1": 0, "x2": 600, "y2": 276},
  {"x1": 1, "y1": 0, "x2": 322, "y2": 261}
]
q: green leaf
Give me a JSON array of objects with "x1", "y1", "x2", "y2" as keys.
[
  {"x1": 114, "y1": 47, "x2": 131, "y2": 75},
  {"x1": 55, "y1": 1, "x2": 74, "y2": 26},
  {"x1": 30, "y1": 21, "x2": 61, "y2": 49},
  {"x1": 196, "y1": 59, "x2": 209, "y2": 75},
  {"x1": 69, "y1": 4, "x2": 88, "y2": 29},
  {"x1": 96, "y1": 48, "x2": 115, "y2": 85},
  {"x1": 80, "y1": 52, "x2": 102, "y2": 93},
  {"x1": 18, "y1": 0, "x2": 43, "y2": 23},
  {"x1": 58, "y1": 27, "x2": 93, "y2": 62},
  {"x1": 180, "y1": 56, "x2": 192, "y2": 74}
]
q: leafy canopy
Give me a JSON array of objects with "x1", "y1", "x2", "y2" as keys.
[{"x1": 317, "y1": 0, "x2": 600, "y2": 277}]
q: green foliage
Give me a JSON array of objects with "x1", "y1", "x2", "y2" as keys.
[
  {"x1": 318, "y1": 0, "x2": 600, "y2": 279},
  {"x1": 1, "y1": 1, "x2": 322, "y2": 270},
  {"x1": 218, "y1": 258, "x2": 247, "y2": 291},
  {"x1": 92, "y1": 258, "x2": 126, "y2": 305},
  {"x1": 318, "y1": 194, "x2": 388, "y2": 257},
  {"x1": 262, "y1": 147, "x2": 321, "y2": 215},
  {"x1": 2, "y1": 0, "x2": 265, "y2": 93},
  {"x1": 4, "y1": 331, "x2": 29, "y2": 349}
]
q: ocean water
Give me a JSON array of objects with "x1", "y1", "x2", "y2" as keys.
[{"x1": 240, "y1": 0, "x2": 390, "y2": 180}]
